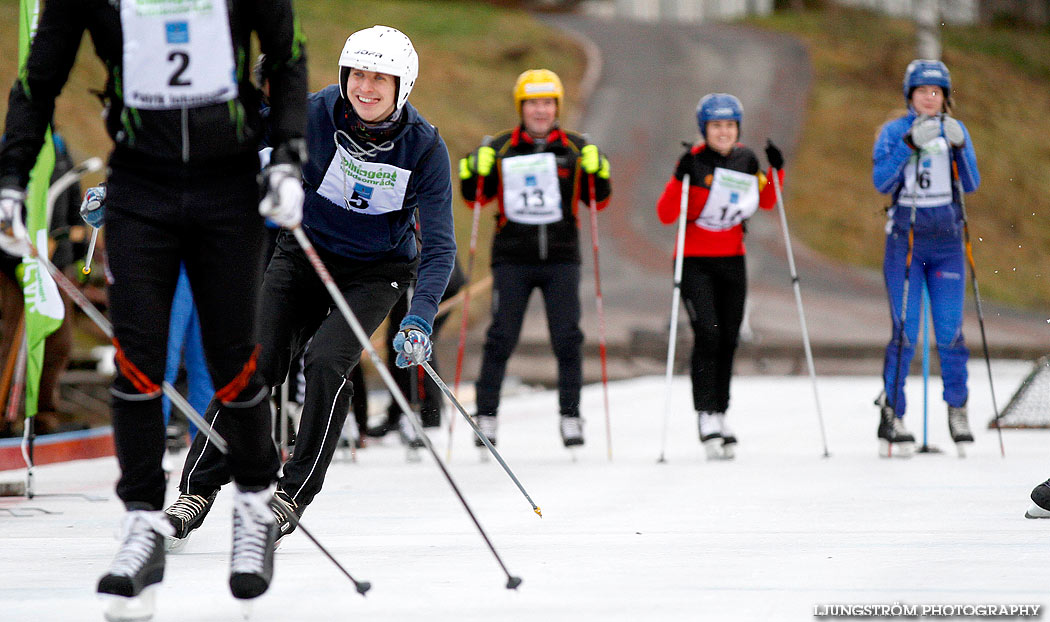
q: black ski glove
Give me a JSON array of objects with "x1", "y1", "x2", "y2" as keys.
[{"x1": 765, "y1": 140, "x2": 784, "y2": 170}]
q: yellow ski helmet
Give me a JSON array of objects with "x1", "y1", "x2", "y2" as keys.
[{"x1": 513, "y1": 69, "x2": 564, "y2": 116}]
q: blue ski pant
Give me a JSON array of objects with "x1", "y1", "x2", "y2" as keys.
[{"x1": 882, "y1": 229, "x2": 969, "y2": 415}]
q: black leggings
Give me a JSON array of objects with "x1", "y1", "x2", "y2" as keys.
[
  {"x1": 180, "y1": 231, "x2": 414, "y2": 507},
  {"x1": 105, "y1": 162, "x2": 275, "y2": 510},
  {"x1": 680, "y1": 256, "x2": 746, "y2": 414},
  {"x1": 475, "y1": 263, "x2": 583, "y2": 415}
]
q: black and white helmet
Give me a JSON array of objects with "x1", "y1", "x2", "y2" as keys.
[{"x1": 338, "y1": 26, "x2": 418, "y2": 114}]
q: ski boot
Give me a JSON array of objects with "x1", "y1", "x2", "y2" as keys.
[
  {"x1": 559, "y1": 415, "x2": 584, "y2": 448},
  {"x1": 877, "y1": 402, "x2": 915, "y2": 458},
  {"x1": 399, "y1": 412, "x2": 425, "y2": 462},
  {"x1": 947, "y1": 405, "x2": 974, "y2": 457},
  {"x1": 230, "y1": 486, "x2": 278, "y2": 617},
  {"x1": 162, "y1": 490, "x2": 218, "y2": 552},
  {"x1": 98, "y1": 505, "x2": 174, "y2": 621},
  {"x1": 697, "y1": 411, "x2": 725, "y2": 460},
  {"x1": 270, "y1": 487, "x2": 304, "y2": 549},
  {"x1": 716, "y1": 413, "x2": 737, "y2": 460},
  {"x1": 1025, "y1": 479, "x2": 1050, "y2": 519}
]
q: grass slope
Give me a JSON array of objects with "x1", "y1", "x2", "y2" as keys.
[{"x1": 748, "y1": 5, "x2": 1050, "y2": 311}]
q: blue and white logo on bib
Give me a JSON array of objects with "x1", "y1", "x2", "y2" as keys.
[
  {"x1": 165, "y1": 21, "x2": 189, "y2": 44},
  {"x1": 353, "y1": 183, "x2": 374, "y2": 200},
  {"x1": 525, "y1": 175, "x2": 537, "y2": 187},
  {"x1": 729, "y1": 192, "x2": 739, "y2": 204}
]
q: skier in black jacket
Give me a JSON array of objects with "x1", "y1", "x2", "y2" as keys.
[{"x1": 0, "y1": 0, "x2": 307, "y2": 616}]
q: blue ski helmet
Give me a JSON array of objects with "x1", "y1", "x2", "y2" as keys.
[
  {"x1": 903, "y1": 59, "x2": 951, "y2": 100},
  {"x1": 696, "y1": 93, "x2": 743, "y2": 138}
]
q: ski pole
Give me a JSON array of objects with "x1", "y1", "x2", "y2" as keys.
[
  {"x1": 657, "y1": 174, "x2": 690, "y2": 463},
  {"x1": 448, "y1": 136, "x2": 491, "y2": 462},
  {"x1": 889, "y1": 162, "x2": 921, "y2": 450},
  {"x1": 917, "y1": 285, "x2": 936, "y2": 453},
  {"x1": 953, "y1": 159, "x2": 1003, "y2": 456},
  {"x1": 770, "y1": 165, "x2": 830, "y2": 458},
  {"x1": 291, "y1": 225, "x2": 523, "y2": 589},
  {"x1": 82, "y1": 228, "x2": 99, "y2": 275},
  {"x1": 22, "y1": 236, "x2": 371, "y2": 594},
  {"x1": 417, "y1": 358, "x2": 540, "y2": 516},
  {"x1": 586, "y1": 171, "x2": 613, "y2": 461}
]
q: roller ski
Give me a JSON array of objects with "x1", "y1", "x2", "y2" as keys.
[
  {"x1": 473, "y1": 413, "x2": 497, "y2": 463},
  {"x1": 1025, "y1": 479, "x2": 1050, "y2": 519},
  {"x1": 399, "y1": 413, "x2": 424, "y2": 463},
  {"x1": 97, "y1": 507, "x2": 174, "y2": 622},
  {"x1": 229, "y1": 486, "x2": 278, "y2": 617},
  {"x1": 162, "y1": 491, "x2": 218, "y2": 552},
  {"x1": 947, "y1": 405, "x2": 974, "y2": 457}
]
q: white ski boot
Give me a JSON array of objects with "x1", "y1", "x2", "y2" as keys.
[
  {"x1": 98, "y1": 506, "x2": 174, "y2": 622},
  {"x1": 473, "y1": 413, "x2": 497, "y2": 462},
  {"x1": 399, "y1": 412, "x2": 424, "y2": 463},
  {"x1": 716, "y1": 413, "x2": 736, "y2": 460},
  {"x1": 697, "y1": 411, "x2": 725, "y2": 460}
]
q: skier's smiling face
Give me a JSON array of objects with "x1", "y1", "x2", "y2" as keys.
[
  {"x1": 910, "y1": 85, "x2": 945, "y2": 116},
  {"x1": 521, "y1": 98, "x2": 558, "y2": 138},
  {"x1": 705, "y1": 119, "x2": 738, "y2": 156},
  {"x1": 346, "y1": 68, "x2": 397, "y2": 122}
]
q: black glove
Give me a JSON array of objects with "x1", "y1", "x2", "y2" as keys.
[
  {"x1": 674, "y1": 151, "x2": 694, "y2": 181},
  {"x1": 765, "y1": 140, "x2": 784, "y2": 170}
]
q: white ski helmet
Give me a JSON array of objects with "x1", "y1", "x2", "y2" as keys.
[{"x1": 338, "y1": 26, "x2": 418, "y2": 114}]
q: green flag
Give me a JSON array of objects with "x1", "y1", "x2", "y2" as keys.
[{"x1": 18, "y1": 0, "x2": 63, "y2": 419}]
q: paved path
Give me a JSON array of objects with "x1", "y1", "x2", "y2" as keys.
[{"x1": 443, "y1": 14, "x2": 1047, "y2": 388}]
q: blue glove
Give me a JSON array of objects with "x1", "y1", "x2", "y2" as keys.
[
  {"x1": 393, "y1": 315, "x2": 433, "y2": 368},
  {"x1": 80, "y1": 185, "x2": 106, "y2": 229}
]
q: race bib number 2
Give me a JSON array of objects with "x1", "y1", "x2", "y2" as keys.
[{"x1": 121, "y1": 0, "x2": 239, "y2": 110}]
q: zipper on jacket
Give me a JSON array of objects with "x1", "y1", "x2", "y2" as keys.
[
  {"x1": 538, "y1": 223, "x2": 548, "y2": 260},
  {"x1": 181, "y1": 107, "x2": 189, "y2": 163}
]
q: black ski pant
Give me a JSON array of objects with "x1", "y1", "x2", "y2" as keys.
[
  {"x1": 475, "y1": 262, "x2": 582, "y2": 416},
  {"x1": 180, "y1": 230, "x2": 413, "y2": 507},
  {"x1": 680, "y1": 256, "x2": 746, "y2": 414},
  {"x1": 382, "y1": 260, "x2": 465, "y2": 426},
  {"x1": 105, "y1": 159, "x2": 276, "y2": 511}
]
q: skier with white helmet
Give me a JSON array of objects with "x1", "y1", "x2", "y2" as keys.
[
  {"x1": 164, "y1": 25, "x2": 456, "y2": 546},
  {"x1": 872, "y1": 59, "x2": 979, "y2": 458},
  {"x1": 655, "y1": 93, "x2": 784, "y2": 460},
  {"x1": 459, "y1": 68, "x2": 612, "y2": 450}
]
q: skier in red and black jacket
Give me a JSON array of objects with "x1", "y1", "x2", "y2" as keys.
[
  {"x1": 459, "y1": 68, "x2": 610, "y2": 450},
  {"x1": 656, "y1": 93, "x2": 784, "y2": 461}
]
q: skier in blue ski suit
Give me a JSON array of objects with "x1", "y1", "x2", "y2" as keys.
[{"x1": 872, "y1": 59, "x2": 979, "y2": 454}]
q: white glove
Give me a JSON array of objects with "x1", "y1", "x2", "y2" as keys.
[
  {"x1": 942, "y1": 116, "x2": 965, "y2": 148},
  {"x1": 0, "y1": 188, "x2": 31, "y2": 258},
  {"x1": 258, "y1": 164, "x2": 304, "y2": 228},
  {"x1": 908, "y1": 115, "x2": 942, "y2": 149}
]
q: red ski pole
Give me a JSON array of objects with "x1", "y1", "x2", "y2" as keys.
[
  {"x1": 586, "y1": 171, "x2": 613, "y2": 461},
  {"x1": 447, "y1": 138, "x2": 491, "y2": 461}
]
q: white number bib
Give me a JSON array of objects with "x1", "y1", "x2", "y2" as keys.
[
  {"x1": 899, "y1": 137, "x2": 953, "y2": 208},
  {"x1": 694, "y1": 167, "x2": 759, "y2": 232},
  {"x1": 501, "y1": 153, "x2": 562, "y2": 225},
  {"x1": 121, "y1": 0, "x2": 238, "y2": 110},
  {"x1": 317, "y1": 139, "x2": 412, "y2": 215}
]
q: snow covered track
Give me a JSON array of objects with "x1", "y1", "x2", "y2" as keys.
[{"x1": 1, "y1": 365, "x2": 1046, "y2": 621}]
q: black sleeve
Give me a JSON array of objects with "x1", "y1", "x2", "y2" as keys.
[
  {"x1": 254, "y1": 0, "x2": 307, "y2": 164},
  {"x1": 0, "y1": 0, "x2": 86, "y2": 188}
]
